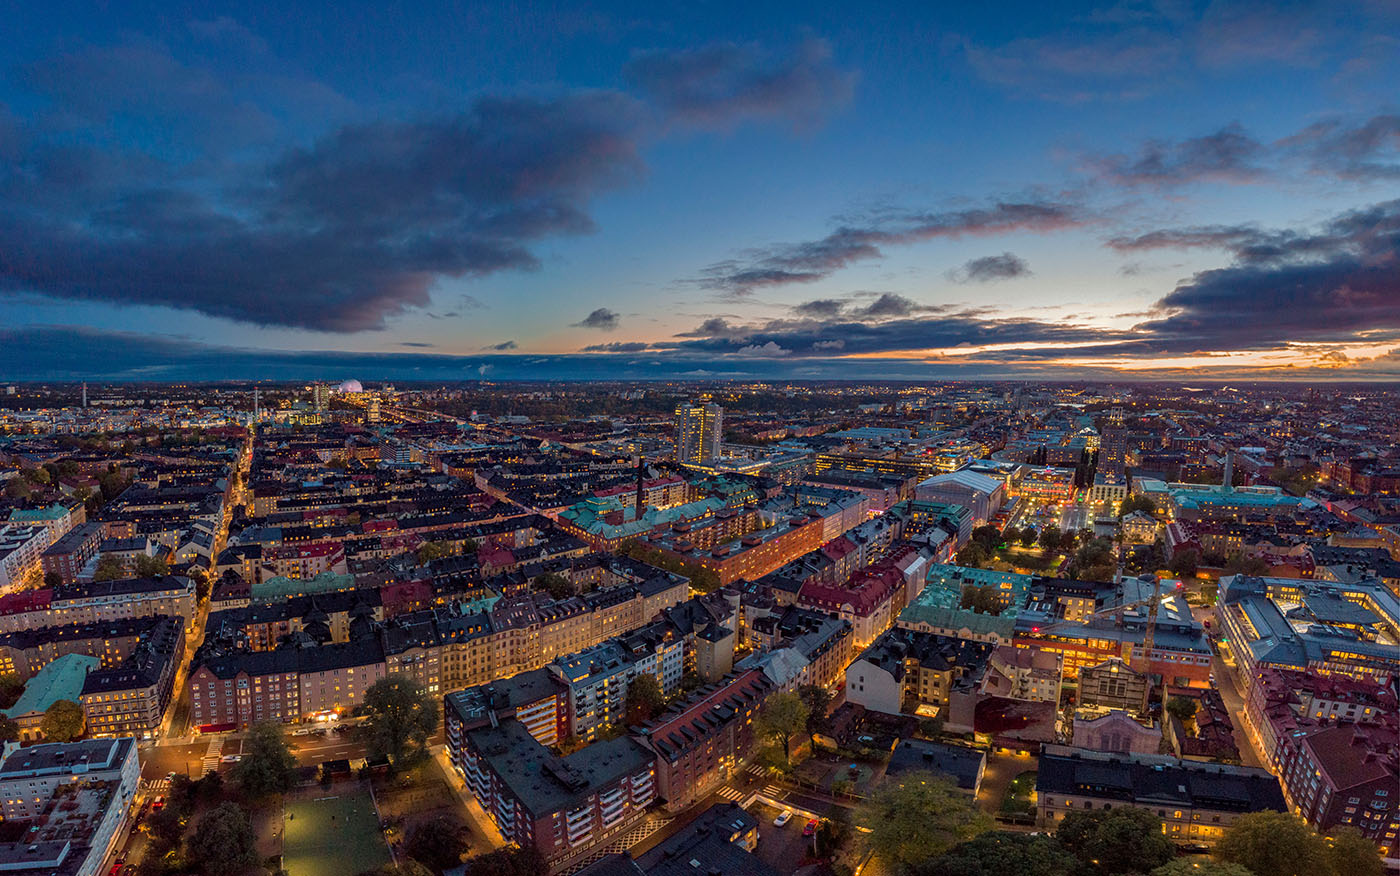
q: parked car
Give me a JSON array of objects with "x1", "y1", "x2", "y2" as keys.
[
  {"x1": 220, "y1": 755, "x2": 242, "y2": 763},
  {"x1": 773, "y1": 810, "x2": 793, "y2": 827},
  {"x1": 803, "y1": 818, "x2": 819, "y2": 837}
]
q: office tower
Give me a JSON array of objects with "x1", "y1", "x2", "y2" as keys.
[
  {"x1": 674, "y1": 399, "x2": 722, "y2": 464},
  {"x1": 312, "y1": 383, "x2": 330, "y2": 412}
]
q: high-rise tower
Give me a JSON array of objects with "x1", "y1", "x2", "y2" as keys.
[{"x1": 674, "y1": 399, "x2": 722, "y2": 465}]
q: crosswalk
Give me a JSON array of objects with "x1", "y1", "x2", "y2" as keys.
[
  {"x1": 140, "y1": 778, "x2": 171, "y2": 793},
  {"x1": 763, "y1": 784, "x2": 784, "y2": 798},
  {"x1": 200, "y1": 738, "x2": 223, "y2": 776},
  {"x1": 745, "y1": 765, "x2": 767, "y2": 779},
  {"x1": 716, "y1": 786, "x2": 745, "y2": 802}
]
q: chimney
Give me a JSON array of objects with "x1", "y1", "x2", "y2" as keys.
[{"x1": 1222, "y1": 451, "x2": 1234, "y2": 492}]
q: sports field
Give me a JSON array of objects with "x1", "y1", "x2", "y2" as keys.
[{"x1": 282, "y1": 788, "x2": 391, "y2": 876}]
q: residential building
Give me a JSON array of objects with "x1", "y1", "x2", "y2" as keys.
[
  {"x1": 675, "y1": 401, "x2": 722, "y2": 465},
  {"x1": 0, "y1": 738, "x2": 139, "y2": 876},
  {"x1": 450, "y1": 717, "x2": 656, "y2": 866},
  {"x1": 0, "y1": 525, "x2": 49, "y2": 592},
  {"x1": 631, "y1": 668, "x2": 770, "y2": 811},
  {"x1": 1036, "y1": 744, "x2": 1287, "y2": 848},
  {"x1": 40, "y1": 522, "x2": 104, "y2": 586}
]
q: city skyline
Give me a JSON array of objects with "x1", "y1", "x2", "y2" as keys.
[{"x1": 2, "y1": 1, "x2": 1399, "y2": 381}]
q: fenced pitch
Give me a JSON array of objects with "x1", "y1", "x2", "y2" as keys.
[{"x1": 282, "y1": 787, "x2": 390, "y2": 876}]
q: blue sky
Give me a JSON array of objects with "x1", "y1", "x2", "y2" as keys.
[{"x1": 1, "y1": 0, "x2": 1398, "y2": 380}]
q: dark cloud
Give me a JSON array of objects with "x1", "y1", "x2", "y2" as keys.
[
  {"x1": 850, "y1": 293, "x2": 924, "y2": 318},
  {"x1": 1129, "y1": 198, "x2": 1400, "y2": 351},
  {"x1": 581, "y1": 341, "x2": 651, "y2": 352},
  {"x1": 951, "y1": 252, "x2": 1032, "y2": 283},
  {"x1": 1282, "y1": 114, "x2": 1400, "y2": 180},
  {"x1": 696, "y1": 199, "x2": 1082, "y2": 293},
  {"x1": 573, "y1": 308, "x2": 620, "y2": 330},
  {"x1": 624, "y1": 38, "x2": 855, "y2": 128},
  {"x1": 400, "y1": 341, "x2": 435, "y2": 348},
  {"x1": 664, "y1": 309, "x2": 1125, "y2": 358},
  {"x1": 0, "y1": 91, "x2": 645, "y2": 331},
  {"x1": 487, "y1": 340, "x2": 518, "y2": 350},
  {"x1": 1087, "y1": 124, "x2": 1265, "y2": 185},
  {"x1": 792, "y1": 298, "x2": 846, "y2": 318}
]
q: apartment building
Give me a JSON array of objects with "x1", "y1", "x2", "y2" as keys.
[
  {"x1": 0, "y1": 525, "x2": 49, "y2": 592},
  {"x1": 80, "y1": 616, "x2": 185, "y2": 739},
  {"x1": 40, "y1": 522, "x2": 104, "y2": 586},
  {"x1": 0, "y1": 738, "x2": 138, "y2": 876},
  {"x1": 451, "y1": 717, "x2": 656, "y2": 866},
  {"x1": 0, "y1": 577, "x2": 195, "y2": 634},
  {"x1": 631, "y1": 668, "x2": 770, "y2": 812},
  {"x1": 1037, "y1": 744, "x2": 1289, "y2": 849}
]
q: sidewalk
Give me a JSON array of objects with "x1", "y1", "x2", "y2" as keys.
[{"x1": 427, "y1": 744, "x2": 505, "y2": 851}]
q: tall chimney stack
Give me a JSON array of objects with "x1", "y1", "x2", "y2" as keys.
[{"x1": 1222, "y1": 450, "x2": 1234, "y2": 492}]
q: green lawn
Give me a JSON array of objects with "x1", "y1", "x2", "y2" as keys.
[{"x1": 282, "y1": 788, "x2": 390, "y2": 876}]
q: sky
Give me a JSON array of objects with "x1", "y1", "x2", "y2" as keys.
[{"x1": 1, "y1": 0, "x2": 1398, "y2": 382}]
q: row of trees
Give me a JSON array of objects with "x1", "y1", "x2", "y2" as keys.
[{"x1": 854, "y1": 778, "x2": 1384, "y2": 876}]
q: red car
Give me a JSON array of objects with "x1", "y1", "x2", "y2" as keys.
[{"x1": 802, "y1": 818, "x2": 819, "y2": 837}]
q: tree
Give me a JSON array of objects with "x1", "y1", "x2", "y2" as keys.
[
  {"x1": 914, "y1": 831, "x2": 1079, "y2": 876},
  {"x1": 797, "y1": 683, "x2": 832, "y2": 733},
  {"x1": 4, "y1": 479, "x2": 31, "y2": 500},
  {"x1": 134, "y1": 554, "x2": 169, "y2": 577},
  {"x1": 624, "y1": 674, "x2": 665, "y2": 726},
  {"x1": 754, "y1": 691, "x2": 809, "y2": 765},
  {"x1": 41, "y1": 699, "x2": 84, "y2": 742},
  {"x1": 460, "y1": 846, "x2": 546, "y2": 876},
  {"x1": 230, "y1": 721, "x2": 299, "y2": 797},
  {"x1": 535, "y1": 572, "x2": 572, "y2": 600},
  {"x1": 416, "y1": 541, "x2": 453, "y2": 564},
  {"x1": 1120, "y1": 495, "x2": 1157, "y2": 518},
  {"x1": 1166, "y1": 696, "x2": 1199, "y2": 726},
  {"x1": 187, "y1": 802, "x2": 259, "y2": 876},
  {"x1": 955, "y1": 542, "x2": 990, "y2": 568},
  {"x1": 358, "y1": 864, "x2": 433, "y2": 876},
  {"x1": 360, "y1": 674, "x2": 439, "y2": 763},
  {"x1": 93, "y1": 555, "x2": 126, "y2": 582},
  {"x1": 857, "y1": 770, "x2": 993, "y2": 869},
  {"x1": 1168, "y1": 548, "x2": 1199, "y2": 579},
  {"x1": 0, "y1": 716, "x2": 18, "y2": 743},
  {"x1": 405, "y1": 816, "x2": 467, "y2": 873},
  {"x1": 1152, "y1": 861, "x2": 1254, "y2": 876},
  {"x1": 1325, "y1": 827, "x2": 1385, "y2": 876},
  {"x1": 959, "y1": 584, "x2": 1005, "y2": 615},
  {"x1": 1057, "y1": 807, "x2": 1174, "y2": 874},
  {"x1": 1213, "y1": 811, "x2": 1334, "y2": 876},
  {"x1": 970, "y1": 525, "x2": 1001, "y2": 550},
  {"x1": 1019, "y1": 527, "x2": 1038, "y2": 548},
  {"x1": 43, "y1": 571, "x2": 62, "y2": 588},
  {"x1": 1039, "y1": 528, "x2": 1063, "y2": 552}
]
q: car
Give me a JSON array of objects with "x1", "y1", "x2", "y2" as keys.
[
  {"x1": 773, "y1": 810, "x2": 793, "y2": 827},
  {"x1": 220, "y1": 755, "x2": 242, "y2": 763},
  {"x1": 803, "y1": 818, "x2": 820, "y2": 837},
  {"x1": 151, "y1": 796, "x2": 165, "y2": 811}
]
